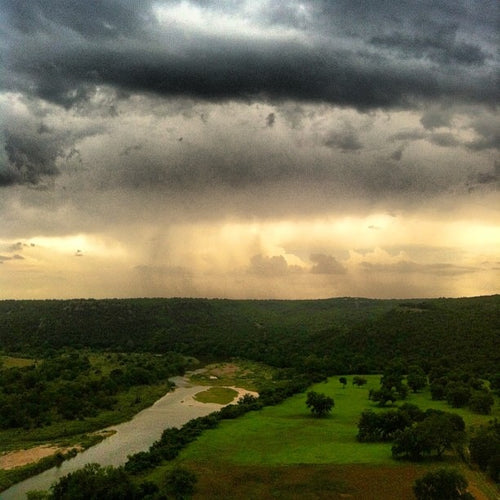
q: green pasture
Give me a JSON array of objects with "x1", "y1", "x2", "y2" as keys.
[
  {"x1": 178, "y1": 375, "x2": 391, "y2": 466},
  {"x1": 194, "y1": 387, "x2": 239, "y2": 405},
  {"x1": 177, "y1": 375, "x2": 498, "y2": 467},
  {"x1": 0, "y1": 356, "x2": 35, "y2": 368}
]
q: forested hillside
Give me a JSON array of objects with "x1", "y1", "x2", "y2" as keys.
[{"x1": 0, "y1": 296, "x2": 498, "y2": 376}]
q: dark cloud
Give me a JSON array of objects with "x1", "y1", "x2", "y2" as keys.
[
  {"x1": 467, "y1": 162, "x2": 499, "y2": 189},
  {"x1": 429, "y1": 132, "x2": 460, "y2": 147},
  {"x1": 370, "y1": 26, "x2": 486, "y2": 66},
  {"x1": 324, "y1": 126, "x2": 363, "y2": 152},
  {"x1": 266, "y1": 113, "x2": 276, "y2": 127},
  {"x1": 1, "y1": 1, "x2": 498, "y2": 109},
  {"x1": 390, "y1": 129, "x2": 427, "y2": 142},
  {"x1": 420, "y1": 108, "x2": 453, "y2": 129},
  {"x1": 390, "y1": 146, "x2": 405, "y2": 161},
  {"x1": 0, "y1": 0, "x2": 498, "y2": 241},
  {"x1": 0, "y1": 0, "x2": 152, "y2": 40},
  {"x1": 310, "y1": 254, "x2": 347, "y2": 274},
  {"x1": 1, "y1": 103, "x2": 106, "y2": 186},
  {"x1": 1, "y1": 129, "x2": 62, "y2": 185},
  {"x1": 475, "y1": 172, "x2": 497, "y2": 185},
  {"x1": 466, "y1": 117, "x2": 500, "y2": 151}
]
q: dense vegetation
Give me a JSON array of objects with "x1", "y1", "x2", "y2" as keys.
[
  {"x1": 1, "y1": 295, "x2": 498, "y2": 377},
  {"x1": 0, "y1": 352, "x2": 187, "y2": 431},
  {"x1": 0, "y1": 295, "x2": 498, "y2": 498}
]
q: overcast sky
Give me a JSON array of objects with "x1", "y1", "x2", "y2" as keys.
[{"x1": 1, "y1": 0, "x2": 499, "y2": 300}]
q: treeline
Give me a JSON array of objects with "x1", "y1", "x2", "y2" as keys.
[
  {"x1": 365, "y1": 361, "x2": 497, "y2": 415},
  {"x1": 0, "y1": 351, "x2": 186, "y2": 430},
  {"x1": 0, "y1": 295, "x2": 498, "y2": 378}
]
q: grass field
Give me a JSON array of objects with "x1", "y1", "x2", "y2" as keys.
[
  {"x1": 179, "y1": 375, "x2": 498, "y2": 466},
  {"x1": 0, "y1": 356, "x2": 35, "y2": 368},
  {"x1": 194, "y1": 387, "x2": 239, "y2": 405},
  {"x1": 152, "y1": 375, "x2": 499, "y2": 499}
]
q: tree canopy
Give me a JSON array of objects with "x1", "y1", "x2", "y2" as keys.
[
  {"x1": 413, "y1": 468, "x2": 474, "y2": 499},
  {"x1": 305, "y1": 391, "x2": 334, "y2": 417}
]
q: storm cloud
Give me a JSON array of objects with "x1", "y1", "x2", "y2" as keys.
[
  {"x1": 0, "y1": 0, "x2": 498, "y2": 300},
  {"x1": 1, "y1": 1, "x2": 498, "y2": 109}
]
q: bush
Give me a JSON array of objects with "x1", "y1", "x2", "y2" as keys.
[
  {"x1": 413, "y1": 468, "x2": 474, "y2": 499},
  {"x1": 469, "y1": 421, "x2": 500, "y2": 482},
  {"x1": 49, "y1": 463, "x2": 139, "y2": 499},
  {"x1": 446, "y1": 383, "x2": 471, "y2": 408},
  {"x1": 468, "y1": 391, "x2": 494, "y2": 415},
  {"x1": 164, "y1": 467, "x2": 197, "y2": 499},
  {"x1": 305, "y1": 391, "x2": 334, "y2": 417},
  {"x1": 392, "y1": 412, "x2": 465, "y2": 460}
]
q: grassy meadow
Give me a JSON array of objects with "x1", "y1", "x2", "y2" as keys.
[
  {"x1": 193, "y1": 387, "x2": 239, "y2": 405},
  {"x1": 0, "y1": 356, "x2": 35, "y2": 369},
  {"x1": 145, "y1": 375, "x2": 499, "y2": 499}
]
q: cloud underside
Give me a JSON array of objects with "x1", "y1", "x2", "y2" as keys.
[
  {"x1": 2, "y1": 1, "x2": 498, "y2": 109},
  {"x1": 0, "y1": 1, "x2": 498, "y2": 299},
  {"x1": 1, "y1": 0, "x2": 498, "y2": 188}
]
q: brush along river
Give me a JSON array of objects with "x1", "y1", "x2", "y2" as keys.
[{"x1": 1, "y1": 376, "x2": 257, "y2": 499}]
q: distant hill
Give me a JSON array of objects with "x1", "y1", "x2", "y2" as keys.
[{"x1": 0, "y1": 296, "x2": 498, "y2": 376}]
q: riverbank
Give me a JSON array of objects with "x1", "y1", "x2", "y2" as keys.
[
  {"x1": 0, "y1": 381, "x2": 172, "y2": 493},
  {"x1": 1, "y1": 372, "x2": 258, "y2": 498}
]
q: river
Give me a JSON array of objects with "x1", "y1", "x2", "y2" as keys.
[{"x1": 1, "y1": 376, "x2": 256, "y2": 499}]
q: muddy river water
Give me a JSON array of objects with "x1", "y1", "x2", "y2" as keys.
[{"x1": 1, "y1": 376, "x2": 255, "y2": 499}]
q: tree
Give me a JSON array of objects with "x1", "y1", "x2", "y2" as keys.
[
  {"x1": 398, "y1": 403, "x2": 425, "y2": 423},
  {"x1": 446, "y1": 383, "x2": 471, "y2": 408},
  {"x1": 430, "y1": 382, "x2": 446, "y2": 400},
  {"x1": 470, "y1": 427, "x2": 499, "y2": 471},
  {"x1": 305, "y1": 391, "x2": 334, "y2": 417},
  {"x1": 469, "y1": 420, "x2": 500, "y2": 481},
  {"x1": 353, "y1": 376, "x2": 367, "y2": 387},
  {"x1": 357, "y1": 410, "x2": 383, "y2": 442},
  {"x1": 357, "y1": 409, "x2": 412, "y2": 442},
  {"x1": 392, "y1": 412, "x2": 465, "y2": 460},
  {"x1": 165, "y1": 467, "x2": 197, "y2": 499},
  {"x1": 413, "y1": 468, "x2": 474, "y2": 499},
  {"x1": 339, "y1": 377, "x2": 347, "y2": 388},
  {"x1": 421, "y1": 412, "x2": 466, "y2": 458},
  {"x1": 50, "y1": 463, "x2": 139, "y2": 499},
  {"x1": 487, "y1": 453, "x2": 500, "y2": 483},
  {"x1": 376, "y1": 363, "x2": 409, "y2": 401},
  {"x1": 489, "y1": 373, "x2": 500, "y2": 396},
  {"x1": 468, "y1": 391, "x2": 494, "y2": 415},
  {"x1": 392, "y1": 426, "x2": 431, "y2": 461},
  {"x1": 369, "y1": 388, "x2": 398, "y2": 406},
  {"x1": 407, "y1": 366, "x2": 427, "y2": 393}
]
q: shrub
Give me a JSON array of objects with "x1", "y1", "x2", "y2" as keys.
[{"x1": 413, "y1": 468, "x2": 474, "y2": 499}]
